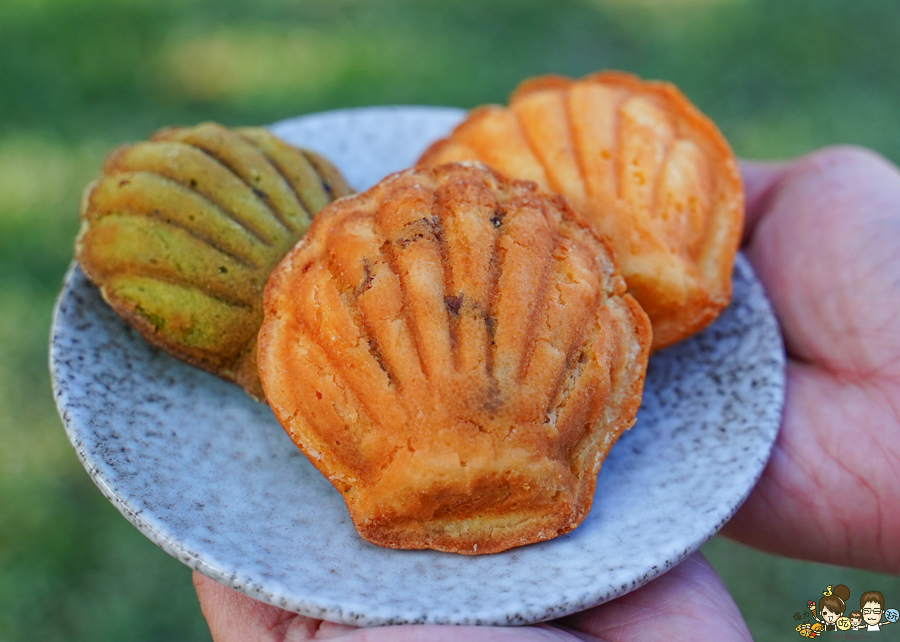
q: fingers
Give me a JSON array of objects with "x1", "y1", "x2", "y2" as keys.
[
  {"x1": 192, "y1": 566, "x2": 745, "y2": 642},
  {"x1": 554, "y1": 553, "x2": 752, "y2": 642},
  {"x1": 724, "y1": 146, "x2": 900, "y2": 572},
  {"x1": 193, "y1": 571, "x2": 328, "y2": 642},
  {"x1": 314, "y1": 624, "x2": 582, "y2": 641},
  {"x1": 194, "y1": 571, "x2": 590, "y2": 642},
  {"x1": 741, "y1": 145, "x2": 900, "y2": 375},
  {"x1": 721, "y1": 362, "x2": 900, "y2": 573},
  {"x1": 193, "y1": 556, "x2": 753, "y2": 642}
]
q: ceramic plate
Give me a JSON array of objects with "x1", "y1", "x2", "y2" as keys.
[{"x1": 50, "y1": 106, "x2": 785, "y2": 627}]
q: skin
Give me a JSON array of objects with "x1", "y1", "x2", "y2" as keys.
[
  {"x1": 820, "y1": 607, "x2": 837, "y2": 624},
  {"x1": 194, "y1": 146, "x2": 900, "y2": 641},
  {"x1": 862, "y1": 601, "x2": 883, "y2": 627}
]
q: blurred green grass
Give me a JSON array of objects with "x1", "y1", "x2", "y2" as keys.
[{"x1": 1, "y1": 0, "x2": 899, "y2": 640}]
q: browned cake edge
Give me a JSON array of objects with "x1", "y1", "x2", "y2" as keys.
[
  {"x1": 259, "y1": 163, "x2": 652, "y2": 554},
  {"x1": 418, "y1": 71, "x2": 744, "y2": 352},
  {"x1": 74, "y1": 124, "x2": 352, "y2": 401}
]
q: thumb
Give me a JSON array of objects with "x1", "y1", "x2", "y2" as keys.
[{"x1": 554, "y1": 552, "x2": 752, "y2": 642}]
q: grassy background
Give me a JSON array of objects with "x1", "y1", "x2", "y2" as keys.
[{"x1": 1, "y1": 0, "x2": 899, "y2": 640}]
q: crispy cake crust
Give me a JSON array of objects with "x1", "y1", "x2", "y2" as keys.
[
  {"x1": 419, "y1": 71, "x2": 744, "y2": 350},
  {"x1": 258, "y1": 163, "x2": 651, "y2": 554},
  {"x1": 75, "y1": 123, "x2": 351, "y2": 399}
]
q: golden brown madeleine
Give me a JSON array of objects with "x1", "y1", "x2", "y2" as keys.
[
  {"x1": 419, "y1": 72, "x2": 744, "y2": 350},
  {"x1": 258, "y1": 162, "x2": 651, "y2": 554},
  {"x1": 75, "y1": 123, "x2": 352, "y2": 399}
]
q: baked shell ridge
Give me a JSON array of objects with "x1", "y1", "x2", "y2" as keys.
[
  {"x1": 259, "y1": 162, "x2": 651, "y2": 554},
  {"x1": 418, "y1": 71, "x2": 744, "y2": 351},
  {"x1": 75, "y1": 122, "x2": 352, "y2": 399}
]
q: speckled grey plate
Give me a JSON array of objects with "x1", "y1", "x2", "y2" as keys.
[{"x1": 50, "y1": 106, "x2": 785, "y2": 627}]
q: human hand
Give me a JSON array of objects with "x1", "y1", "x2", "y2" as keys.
[
  {"x1": 193, "y1": 145, "x2": 900, "y2": 640},
  {"x1": 722, "y1": 146, "x2": 900, "y2": 574},
  {"x1": 193, "y1": 551, "x2": 751, "y2": 641}
]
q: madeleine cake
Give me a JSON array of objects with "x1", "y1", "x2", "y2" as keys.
[
  {"x1": 75, "y1": 122, "x2": 352, "y2": 399},
  {"x1": 258, "y1": 162, "x2": 651, "y2": 554},
  {"x1": 419, "y1": 72, "x2": 744, "y2": 350}
]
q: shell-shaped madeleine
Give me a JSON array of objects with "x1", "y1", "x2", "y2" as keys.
[
  {"x1": 75, "y1": 122, "x2": 352, "y2": 399},
  {"x1": 419, "y1": 71, "x2": 744, "y2": 350},
  {"x1": 259, "y1": 163, "x2": 651, "y2": 554}
]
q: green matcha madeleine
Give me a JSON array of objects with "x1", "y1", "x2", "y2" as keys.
[{"x1": 75, "y1": 122, "x2": 352, "y2": 399}]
